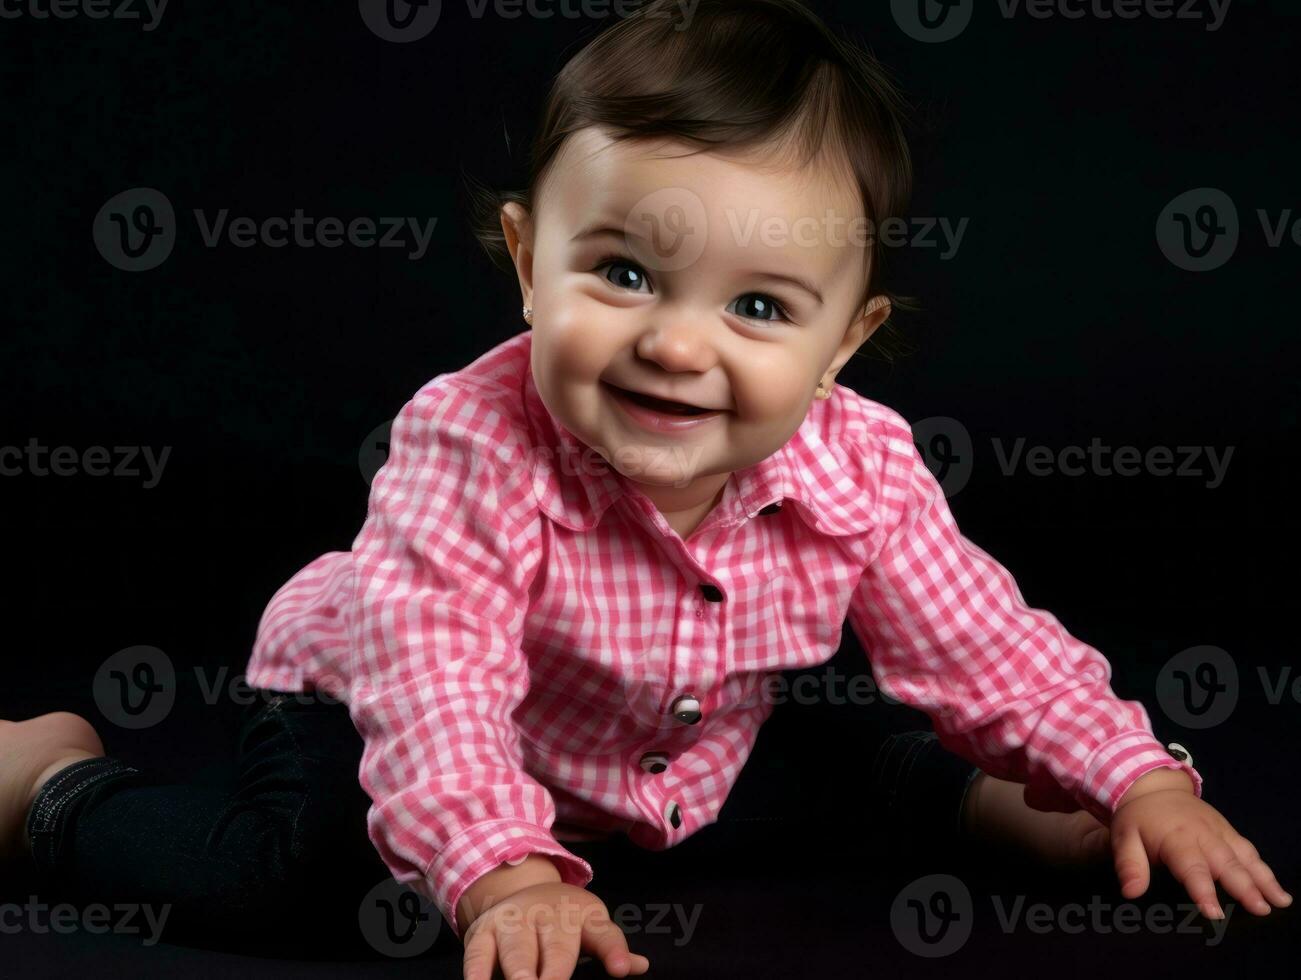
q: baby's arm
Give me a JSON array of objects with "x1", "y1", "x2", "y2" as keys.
[
  {"x1": 845, "y1": 409, "x2": 1198, "y2": 823},
  {"x1": 846, "y1": 411, "x2": 1290, "y2": 917},
  {"x1": 341, "y1": 385, "x2": 615, "y2": 964}
]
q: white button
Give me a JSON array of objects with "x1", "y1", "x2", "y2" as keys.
[
  {"x1": 504, "y1": 854, "x2": 529, "y2": 867},
  {"x1": 639, "y1": 751, "x2": 670, "y2": 774},
  {"x1": 670, "y1": 694, "x2": 702, "y2": 725},
  {"x1": 1166, "y1": 742, "x2": 1193, "y2": 769}
]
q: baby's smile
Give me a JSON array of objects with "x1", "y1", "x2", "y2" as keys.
[{"x1": 600, "y1": 378, "x2": 729, "y2": 434}]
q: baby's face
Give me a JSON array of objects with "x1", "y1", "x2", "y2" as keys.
[{"x1": 504, "y1": 125, "x2": 889, "y2": 493}]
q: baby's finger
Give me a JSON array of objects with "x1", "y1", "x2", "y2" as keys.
[
  {"x1": 1161, "y1": 837, "x2": 1223, "y2": 920},
  {"x1": 1226, "y1": 833, "x2": 1294, "y2": 910},
  {"x1": 461, "y1": 923, "x2": 499, "y2": 980},
  {"x1": 1111, "y1": 824, "x2": 1150, "y2": 899},
  {"x1": 536, "y1": 918, "x2": 581, "y2": 980},
  {"x1": 496, "y1": 915, "x2": 542, "y2": 980},
  {"x1": 1204, "y1": 834, "x2": 1272, "y2": 916},
  {"x1": 580, "y1": 913, "x2": 644, "y2": 977}
]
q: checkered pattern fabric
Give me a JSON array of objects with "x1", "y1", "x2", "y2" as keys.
[{"x1": 247, "y1": 329, "x2": 1201, "y2": 937}]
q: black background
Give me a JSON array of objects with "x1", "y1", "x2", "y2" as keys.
[{"x1": 2, "y1": 0, "x2": 1298, "y2": 976}]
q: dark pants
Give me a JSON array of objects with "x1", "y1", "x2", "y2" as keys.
[
  {"x1": 23, "y1": 688, "x2": 981, "y2": 955},
  {"x1": 24, "y1": 691, "x2": 391, "y2": 956}
]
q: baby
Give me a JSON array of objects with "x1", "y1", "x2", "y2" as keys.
[{"x1": 1, "y1": 0, "x2": 1290, "y2": 977}]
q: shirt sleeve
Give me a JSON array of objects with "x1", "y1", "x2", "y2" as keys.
[
  {"x1": 845, "y1": 411, "x2": 1203, "y2": 826},
  {"x1": 343, "y1": 383, "x2": 593, "y2": 939}
]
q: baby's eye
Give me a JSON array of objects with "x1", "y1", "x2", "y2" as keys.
[
  {"x1": 728, "y1": 294, "x2": 789, "y2": 323},
  {"x1": 596, "y1": 257, "x2": 650, "y2": 293},
  {"x1": 593, "y1": 255, "x2": 791, "y2": 323}
]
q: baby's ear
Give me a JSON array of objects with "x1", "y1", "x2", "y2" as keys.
[
  {"x1": 828, "y1": 298, "x2": 893, "y2": 381},
  {"x1": 856, "y1": 295, "x2": 893, "y2": 345},
  {"x1": 862, "y1": 294, "x2": 892, "y2": 325},
  {"x1": 499, "y1": 202, "x2": 530, "y2": 252},
  {"x1": 499, "y1": 203, "x2": 535, "y2": 298}
]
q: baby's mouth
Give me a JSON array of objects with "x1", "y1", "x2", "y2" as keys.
[{"x1": 603, "y1": 382, "x2": 713, "y2": 416}]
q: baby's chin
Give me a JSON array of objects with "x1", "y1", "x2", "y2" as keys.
[
  {"x1": 594, "y1": 445, "x2": 715, "y2": 488},
  {"x1": 608, "y1": 458, "x2": 707, "y2": 489}
]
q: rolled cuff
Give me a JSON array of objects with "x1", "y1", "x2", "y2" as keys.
[
  {"x1": 425, "y1": 819, "x2": 594, "y2": 940},
  {"x1": 1081, "y1": 730, "x2": 1204, "y2": 824}
]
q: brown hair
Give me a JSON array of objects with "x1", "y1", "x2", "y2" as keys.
[{"x1": 464, "y1": 0, "x2": 918, "y2": 362}]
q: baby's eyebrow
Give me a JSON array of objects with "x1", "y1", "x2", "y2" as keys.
[
  {"x1": 569, "y1": 222, "x2": 648, "y2": 245},
  {"x1": 571, "y1": 223, "x2": 825, "y2": 306},
  {"x1": 747, "y1": 270, "x2": 824, "y2": 306}
]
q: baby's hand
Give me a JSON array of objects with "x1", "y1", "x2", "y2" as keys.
[
  {"x1": 461, "y1": 881, "x2": 651, "y2": 980},
  {"x1": 1110, "y1": 768, "x2": 1293, "y2": 920}
]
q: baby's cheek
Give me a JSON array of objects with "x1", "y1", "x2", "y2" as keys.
[
  {"x1": 738, "y1": 369, "x2": 810, "y2": 423},
  {"x1": 726, "y1": 371, "x2": 819, "y2": 466},
  {"x1": 539, "y1": 298, "x2": 615, "y2": 374}
]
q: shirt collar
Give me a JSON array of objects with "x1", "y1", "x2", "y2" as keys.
[{"x1": 522, "y1": 353, "x2": 878, "y2": 538}]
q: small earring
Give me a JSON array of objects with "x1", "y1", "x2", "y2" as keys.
[
  {"x1": 522, "y1": 305, "x2": 532, "y2": 323},
  {"x1": 815, "y1": 381, "x2": 827, "y2": 397}
]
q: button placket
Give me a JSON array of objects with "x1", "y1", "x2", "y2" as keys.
[{"x1": 645, "y1": 570, "x2": 719, "y2": 839}]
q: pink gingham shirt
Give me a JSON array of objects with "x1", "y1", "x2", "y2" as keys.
[{"x1": 246, "y1": 329, "x2": 1203, "y2": 938}]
